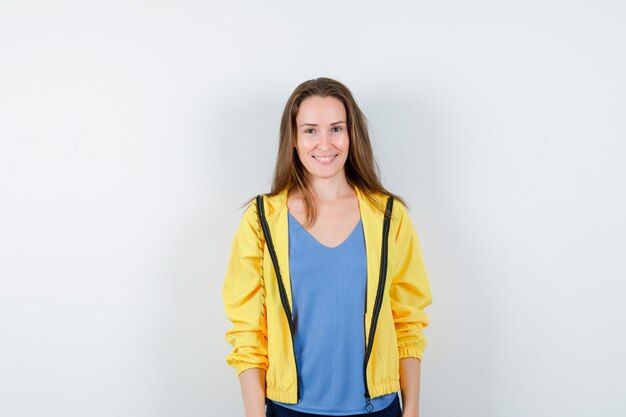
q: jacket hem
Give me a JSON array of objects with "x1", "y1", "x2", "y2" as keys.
[
  {"x1": 266, "y1": 386, "x2": 298, "y2": 404},
  {"x1": 369, "y1": 379, "x2": 401, "y2": 398},
  {"x1": 265, "y1": 381, "x2": 400, "y2": 404}
]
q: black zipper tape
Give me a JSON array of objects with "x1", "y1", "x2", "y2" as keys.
[
  {"x1": 363, "y1": 196, "x2": 394, "y2": 411},
  {"x1": 256, "y1": 195, "x2": 301, "y2": 403}
]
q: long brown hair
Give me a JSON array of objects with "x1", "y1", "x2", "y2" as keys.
[{"x1": 245, "y1": 77, "x2": 407, "y2": 227}]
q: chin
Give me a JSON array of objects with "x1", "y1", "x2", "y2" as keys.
[{"x1": 306, "y1": 169, "x2": 346, "y2": 180}]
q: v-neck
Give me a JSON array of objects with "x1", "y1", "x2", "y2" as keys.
[{"x1": 288, "y1": 211, "x2": 362, "y2": 249}]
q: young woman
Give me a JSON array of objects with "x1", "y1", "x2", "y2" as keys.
[{"x1": 222, "y1": 78, "x2": 433, "y2": 417}]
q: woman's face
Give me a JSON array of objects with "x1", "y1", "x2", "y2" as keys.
[{"x1": 294, "y1": 95, "x2": 349, "y2": 182}]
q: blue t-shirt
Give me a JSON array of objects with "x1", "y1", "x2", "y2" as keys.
[{"x1": 270, "y1": 212, "x2": 397, "y2": 415}]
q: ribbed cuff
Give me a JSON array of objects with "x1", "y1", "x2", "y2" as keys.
[
  {"x1": 398, "y1": 344, "x2": 424, "y2": 361},
  {"x1": 231, "y1": 360, "x2": 269, "y2": 376}
]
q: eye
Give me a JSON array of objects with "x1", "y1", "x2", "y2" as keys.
[
  {"x1": 304, "y1": 128, "x2": 315, "y2": 134},
  {"x1": 331, "y1": 126, "x2": 343, "y2": 133}
]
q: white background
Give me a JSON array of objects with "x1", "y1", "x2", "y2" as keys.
[{"x1": 1, "y1": 1, "x2": 625, "y2": 416}]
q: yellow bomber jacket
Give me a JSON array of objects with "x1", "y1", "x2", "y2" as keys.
[{"x1": 222, "y1": 186, "x2": 433, "y2": 404}]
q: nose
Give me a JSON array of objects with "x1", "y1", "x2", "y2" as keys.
[{"x1": 317, "y1": 131, "x2": 332, "y2": 149}]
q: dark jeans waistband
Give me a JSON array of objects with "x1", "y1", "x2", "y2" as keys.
[{"x1": 266, "y1": 394, "x2": 402, "y2": 417}]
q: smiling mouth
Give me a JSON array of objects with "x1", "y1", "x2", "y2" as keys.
[{"x1": 312, "y1": 154, "x2": 337, "y2": 164}]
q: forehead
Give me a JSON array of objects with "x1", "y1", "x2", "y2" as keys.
[{"x1": 296, "y1": 96, "x2": 346, "y2": 123}]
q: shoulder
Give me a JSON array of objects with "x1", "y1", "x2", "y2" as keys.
[
  {"x1": 365, "y1": 190, "x2": 410, "y2": 220},
  {"x1": 234, "y1": 197, "x2": 262, "y2": 240},
  {"x1": 259, "y1": 189, "x2": 289, "y2": 217},
  {"x1": 370, "y1": 193, "x2": 413, "y2": 241},
  {"x1": 236, "y1": 190, "x2": 288, "y2": 234}
]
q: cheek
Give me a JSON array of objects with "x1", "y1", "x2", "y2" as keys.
[
  {"x1": 338, "y1": 134, "x2": 350, "y2": 152},
  {"x1": 295, "y1": 138, "x2": 311, "y2": 161},
  {"x1": 297, "y1": 136, "x2": 315, "y2": 153}
]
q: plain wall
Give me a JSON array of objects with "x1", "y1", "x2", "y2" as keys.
[{"x1": 1, "y1": 1, "x2": 625, "y2": 416}]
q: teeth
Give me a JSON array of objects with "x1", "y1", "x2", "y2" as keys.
[{"x1": 313, "y1": 155, "x2": 336, "y2": 162}]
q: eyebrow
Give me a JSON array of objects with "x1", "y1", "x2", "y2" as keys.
[{"x1": 298, "y1": 121, "x2": 346, "y2": 128}]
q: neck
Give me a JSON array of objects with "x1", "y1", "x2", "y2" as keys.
[{"x1": 306, "y1": 172, "x2": 354, "y2": 202}]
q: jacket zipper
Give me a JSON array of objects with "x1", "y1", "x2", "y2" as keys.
[
  {"x1": 256, "y1": 196, "x2": 301, "y2": 403},
  {"x1": 362, "y1": 196, "x2": 394, "y2": 413}
]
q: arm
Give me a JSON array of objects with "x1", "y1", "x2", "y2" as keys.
[
  {"x1": 399, "y1": 358, "x2": 421, "y2": 417},
  {"x1": 222, "y1": 202, "x2": 269, "y2": 415},
  {"x1": 238, "y1": 368, "x2": 266, "y2": 417},
  {"x1": 389, "y1": 202, "x2": 433, "y2": 415}
]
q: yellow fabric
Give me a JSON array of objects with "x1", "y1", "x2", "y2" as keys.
[{"x1": 222, "y1": 186, "x2": 433, "y2": 404}]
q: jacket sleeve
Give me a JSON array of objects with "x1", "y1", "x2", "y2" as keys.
[
  {"x1": 389, "y1": 201, "x2": 433, "y2": 361},
  {"x1": 222, "y1": 201, "x2": 269, "y2": 375}
]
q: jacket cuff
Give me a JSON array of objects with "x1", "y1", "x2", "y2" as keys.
[
  {"x1": 231, "y1": 360, "x2": 269, "y2": 376},
  {"x1": 398, "y1": 344, "x2": 425, "y2": 361}
]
